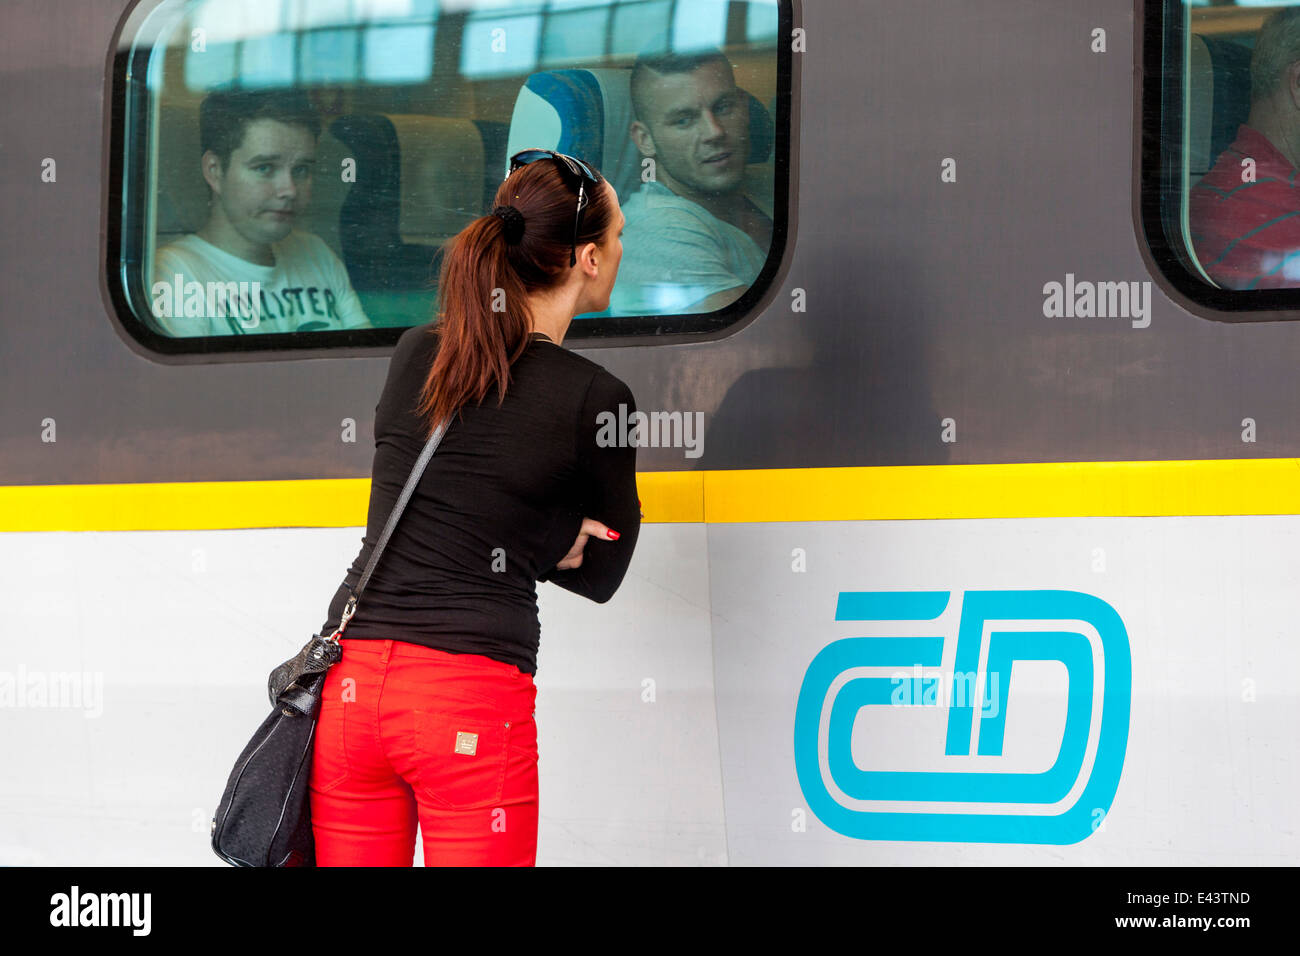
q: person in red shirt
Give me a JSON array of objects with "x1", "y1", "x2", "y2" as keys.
[{"x1": 1191, "y1": 8, "x2": 1300, "y2": 290}]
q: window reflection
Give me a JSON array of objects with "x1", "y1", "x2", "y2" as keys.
[
  {"x1": 1186, "y1": 2, "x2": 1300, "y2": 289},
  {"x1": 608, "y1": 45, "x2": 775, "y2": 315},
  {"x1": 132, "y1": 0, "x2": 783, "y2": 340}
]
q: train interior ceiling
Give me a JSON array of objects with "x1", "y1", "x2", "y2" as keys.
[{"x1": 146, "y1": 2, "x2": 780, "y2": 328}]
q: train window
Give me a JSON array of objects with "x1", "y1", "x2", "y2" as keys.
[
  {"x1": 107, "y1": 0, "x2": 791, "y2": 354},
  {"x1": 1143, "y1": 0, "x2": 1300, "y2": 314}
]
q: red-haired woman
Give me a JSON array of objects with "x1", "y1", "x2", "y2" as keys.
[{"x1": 310, "y1": 151, "x2": 639, "y2": 866}]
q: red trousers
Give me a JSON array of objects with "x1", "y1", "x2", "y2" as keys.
[{"x1": 309, "y1": 638, "x2": 539, "y2": 866}]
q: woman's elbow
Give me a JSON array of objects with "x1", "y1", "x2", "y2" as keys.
[{"x1": 590, "y1": 554, "x2": 636, "y2": 604}]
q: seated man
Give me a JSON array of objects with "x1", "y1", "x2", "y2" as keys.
[
  {"x1": 1191, "y1": 8, "x2": 1300, "y2": 290},
  {"x1": 151, "y1": 89, "x2": 371, "y2": 335},
  {"x1": 609, "y1": 48, "x2": 773, "y2": 316}
]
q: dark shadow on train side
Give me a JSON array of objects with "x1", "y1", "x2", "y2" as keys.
[{"x1": 707, "y1": 260, "x2": 946, "y2": 470}]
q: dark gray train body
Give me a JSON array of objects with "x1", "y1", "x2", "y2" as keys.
[{"x1": 6, "y1": 0, "x2": 1293, "y2": 485}]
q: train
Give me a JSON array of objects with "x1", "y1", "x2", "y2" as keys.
[{"x1": 0, "y1": 0, "x2": 1296, "y2": 866}]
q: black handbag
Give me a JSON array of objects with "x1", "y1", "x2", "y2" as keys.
[{"x1": 210, "y1": 420, "x2": 448, "y2": 867}]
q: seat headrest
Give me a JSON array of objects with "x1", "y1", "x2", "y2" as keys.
[
  {"x1": 156, "y1": 105, "x2": 207, "y2": 236},
  {"x1": 506, "y1": 68, "x2": 774, "y2": 202},
  {"x1": 386, "y1": 115, "x2": 488, "y2": 243},
  {"x1": 1189, "y1": 34, "x2": 1253, "y2": 175},
  {"x1": 327, "y1": 113, "x2": 510, "y2": 294}
]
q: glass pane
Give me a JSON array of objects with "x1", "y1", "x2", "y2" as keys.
[
  {"x1": 363, "y1": 24, "x2": 435, "y2": 82},
  {"x1": 286, "y1": 0, "x2": 356, "y2": 30},
  {"x1": 541, "y1": 7, "x2": 610, "y2": 64},
  {"x1": 145, "y1": 0, "x2": 379, "y2": 339},
  {"x1": 185, "y1": 41, "x2": 239, "y2": 90},
  {"x1": 610, "y1": 0, "x2": 671, "y2": 58},
  {"x1": 301, "y1": 28, "x2": 359, "y2": 84},
  {"x1": 607, "y1": 1, "x2": 780, "y2": 317},
  {"x1": 358, "y1": 0, "x2": 439, "y2": 20},
  {"x1": 671, "y1": 0, "x2": 727, "y2": 53},
  {"x1": 190, "y1": 0, "x2": 284, "y2": 43},
  {"x1": 238, "y1": 32, "x2": 297, "y2": 86},
  {"x1": 448, "y1": 0, "x2": 544, "y2": 10},
  {"x1": 120, "y1": 0, "x2": 786, "y2": 349},
  {"x1": 746, "y1": 0, "x2": 779, "y2": 42},
  {"x1": 461, "y1": 13, "x2": 542, "y2": 77},
  {"x1": 1178, "y1": 1, "x2": 1300, "y2": 290}
]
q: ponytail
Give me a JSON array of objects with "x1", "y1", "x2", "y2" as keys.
[{"x1": 414, "y1": 213, "x2": 532, "y2": 441}]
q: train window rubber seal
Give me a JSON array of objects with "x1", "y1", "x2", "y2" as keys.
[{"x1": 101, "y1": 0, "x2": 799, "y2": 360}]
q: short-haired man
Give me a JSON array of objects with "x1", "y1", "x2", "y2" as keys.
[
  {"x1": 151, "y1": 89, "x2": 371, "y2": 335},
  {"x1": 609, "y1": 49, "x2": 773, "y2": 315},
  {"x1": 1191, "y1": 8, "x2": 1300, "y2": 290}
]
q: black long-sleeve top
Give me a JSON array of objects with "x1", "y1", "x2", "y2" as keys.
[{"x1": 319, "y1": 324, "x2": 641, "y2": 675}]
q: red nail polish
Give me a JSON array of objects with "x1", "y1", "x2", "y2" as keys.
[{"x1": 607, "y1": 530, "x2": 620, "y2": 540}]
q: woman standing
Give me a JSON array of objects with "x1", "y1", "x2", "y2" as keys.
[{"x1": 310, "y1": 152, "x2": 639, "y2": 866}]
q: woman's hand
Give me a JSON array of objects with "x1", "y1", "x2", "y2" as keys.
[{"x1": 554, "y1": 517, "x2": 621, "y2": 571}]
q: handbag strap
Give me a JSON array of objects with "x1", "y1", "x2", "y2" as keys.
[{"x1": 329, "y1": 418, "x2": 448, "y2": 641}]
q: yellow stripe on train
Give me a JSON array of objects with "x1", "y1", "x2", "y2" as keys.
[{"x1": 1, "y1": 459, "x2": 1298, "y2": 531}]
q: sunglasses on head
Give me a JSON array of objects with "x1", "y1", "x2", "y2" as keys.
[{"x1": 507, "y1": 149, "x2": 604, "y2": 267}]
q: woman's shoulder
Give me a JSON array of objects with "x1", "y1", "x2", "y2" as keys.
[
  {"x1": 545, "y1": 346, "x2": 631, "y2": 394},
  {"x1": 396, "y1": 320, "x2": 437, "y2": 351},
  {"x1": 388, "y1": 321, "x2": 439, "y2": 371},
  {"x1": 374, "y1": 324, "x2": 439, "y2": 418},
  {"x1": 573, "y1": 360, "x2": 635, "y2": 412}
]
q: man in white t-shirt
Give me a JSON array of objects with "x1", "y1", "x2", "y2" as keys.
[
  {"x1": 609, "y1": 49, "x2": 773, "y2": 316},
  {"x1": 150, "y1": 89, "x2": 371, "y2": 336}
]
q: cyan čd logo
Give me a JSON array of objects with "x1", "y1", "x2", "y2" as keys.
[{"x1": 794, "y1": 591, "x2": 1131, "y2": 844}]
